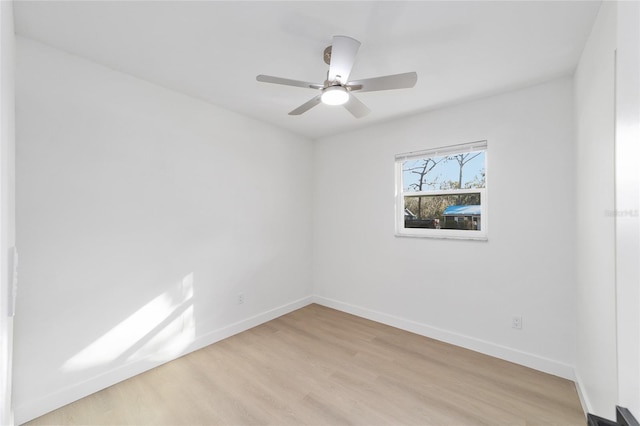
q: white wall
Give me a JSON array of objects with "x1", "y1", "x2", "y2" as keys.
[
  {"x1": 573, "y1": 2, "x2": 640, "y2": 419},
  {"x1": 0, "y1": 1, "x2": 16, "y2": 425},
  {"x1": 573, "y1": 1, "x2": 618, "y2": 418},
  {"x1": 14, "y1": 37, "x2": 313, "y2": 424},
  {"x1": 614, "y1": 0, "x2": 640, "y2": 418},
  {"x1": 313, "y1": 78, "x2": 577, "y2": 379}
]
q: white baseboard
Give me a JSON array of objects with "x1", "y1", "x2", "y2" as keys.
[
  {"x1": 14, "y1": 296, "x2": 313, "y2": 425},
  {"x1": 313, "y1": 295, "x2": 577, "y2": 381},
  {"x1": 574, "y1": 372, "x2": 593, "y2": 417}
]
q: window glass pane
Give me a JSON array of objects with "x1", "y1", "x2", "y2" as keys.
[
  {"x1": 402, "y1": 150, "x2": 485, "y2": 192},
  {"x1": 404, "y1": 193, "x2": 482, "y2": 231}
]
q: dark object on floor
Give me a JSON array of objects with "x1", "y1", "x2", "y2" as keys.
[{"x1": 587, "y1": 406, "x2": 639, "y2": 426}]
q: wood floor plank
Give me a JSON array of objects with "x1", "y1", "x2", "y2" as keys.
[{"x1": 24, "y1": 304, "x2": 585, "y2": 425}]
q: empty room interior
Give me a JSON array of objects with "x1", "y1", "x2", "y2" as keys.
[{"x1": 1, "y1": 0, "x2": 639, "y2": 425}]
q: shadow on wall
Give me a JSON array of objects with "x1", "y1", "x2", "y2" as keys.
[{"x1": 60, "y1": 272, "x2": 195, "y2": 373}]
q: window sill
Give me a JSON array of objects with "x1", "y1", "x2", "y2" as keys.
[{"x1": 395, "y1": 231, "x2": 488, "y2": 241}]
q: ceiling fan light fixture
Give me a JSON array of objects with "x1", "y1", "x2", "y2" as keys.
[{"x1": 321, "y1": 86, "x2": 349, "y2": 105}]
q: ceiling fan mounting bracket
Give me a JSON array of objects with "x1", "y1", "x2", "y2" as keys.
[{"x1": 323, "y1": 45, "x2": 332, "y2": 65}]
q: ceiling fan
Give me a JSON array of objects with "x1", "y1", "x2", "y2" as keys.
[{"x1": 256, "y1": 35, "x2": 417, "y2": 118}]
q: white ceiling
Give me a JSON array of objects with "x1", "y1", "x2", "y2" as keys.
[{"x1": 13, "y1": 1, "x2": 601, "y2": 140}]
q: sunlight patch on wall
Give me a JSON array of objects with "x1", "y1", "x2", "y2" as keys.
[{"x1": 61, "y1": 273, "x2": 195, "y2": 372}]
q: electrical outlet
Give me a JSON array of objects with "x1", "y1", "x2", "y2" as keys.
[
  {"x1": 512, "y1": 315, "x2": 522, "y2": 329},
  {"x1": 237, "y1": 292, "x2": 244, "y2": 305}
]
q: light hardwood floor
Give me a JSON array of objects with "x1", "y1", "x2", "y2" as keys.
[{"x1": 25, "y1": 304, "x2": 585, "y2": 425}]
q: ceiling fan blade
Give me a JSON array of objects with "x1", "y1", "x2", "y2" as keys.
[
  {"x1": 289, "y1": 95, "x2": 322, "y2": 115},
  {"x1": 343, "y1": 94, "x2": 370, "y2": 119},
  {"x1": 257, "y1": 75, "x2": 324, "y2": 90},
  {"x1": 347, "y1": 72, "x2": 417, "y2": 93},
  {"x1": 328, "y1": 35, "x2": 361, "y2": 85}
]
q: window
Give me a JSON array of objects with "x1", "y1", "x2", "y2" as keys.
[{"x1": 395, "y1": 141, "x2": 487, "y2": 239}]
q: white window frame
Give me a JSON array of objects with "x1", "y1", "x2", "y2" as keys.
[{"x1": 395, "y1": 140, "x2": 488, "y2": 240}]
